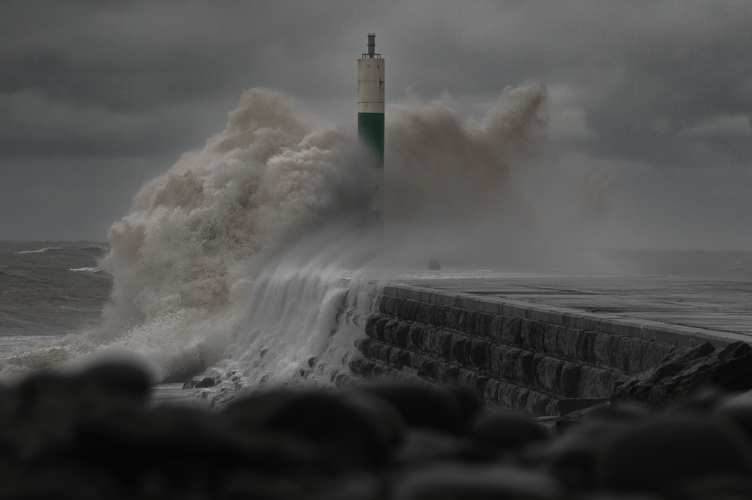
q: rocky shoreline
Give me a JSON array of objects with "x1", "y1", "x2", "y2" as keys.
[{"x1": 4, "y1": 359, "x2": 752, "y2": 499}]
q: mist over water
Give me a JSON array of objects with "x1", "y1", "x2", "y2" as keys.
[{"x1": 1, "y1": 82, "x2": 598, "y2": 387}]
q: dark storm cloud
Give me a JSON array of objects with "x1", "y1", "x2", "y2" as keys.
[
  {"x1": 1, "y1": 0, "x2": 751, "y2": 241},
  {"x1": 3, "y1": 0, "x2": 751, "y2": 159}
]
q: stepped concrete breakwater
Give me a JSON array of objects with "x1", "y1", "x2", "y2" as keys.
[{"x1": 350, "y1": 274, "x2": 752, "y2": 416}]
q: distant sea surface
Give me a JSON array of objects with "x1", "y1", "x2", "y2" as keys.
[
  {"x1": 1, "y1": 241, "x2": 750, "y2": 359},
  {"x1": 0, "y1": 242, "x2": 112, "y2": 355}
]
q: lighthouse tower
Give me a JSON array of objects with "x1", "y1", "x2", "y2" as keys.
[{"x1": 358, "y1": 33, "x2": 385, "y2": 225}]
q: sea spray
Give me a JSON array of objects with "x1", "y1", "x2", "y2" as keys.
[
  {"x1": 0, "y1": 89, "x2": 372, "y2": 382},
  {"x1": 205, "y1": 226, "x2": 383, "y2": 404},
  {"x1": 0, "y1": 83, "x2": 577, "y2": 388}
]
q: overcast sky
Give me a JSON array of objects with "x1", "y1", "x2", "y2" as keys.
[{"x1": 1, "y1": 0, "x2": 751, "y2": 248}]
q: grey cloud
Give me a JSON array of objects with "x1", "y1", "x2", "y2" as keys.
[
  {"x1": 2, "y1": 0, "x2": 752, "y2": 242},
  {"x1": 678, "y1": 115, "x2": 752, "y2": 138}
]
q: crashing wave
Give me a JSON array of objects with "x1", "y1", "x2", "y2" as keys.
[
  {"x1": 69, "y1": 267, "x2": 104, "y2": 274},
  {"x1": 14, "y1": 247, "x2": 63, "y2": 254},
  {"x1": 0, "y1": 84, "x2": 553, "y2": 392}
]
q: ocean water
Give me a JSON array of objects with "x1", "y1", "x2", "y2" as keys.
[{"x1": 0, "y1": 242, "x2": 112, "y2": 354}]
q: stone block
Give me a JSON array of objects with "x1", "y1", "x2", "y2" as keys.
[
  {"x1": 556, "y1": 326, "x2": 583, "y2": 360},
  {"x1": 458, "y1": 368, "x2": 479, "y2": 391},
  {"x1": 593, "y1": 332, "x2": 619, "y2": 368},
  {"x1": 348, "y1": 356, "x2": 363, "y2": 373},
  {"x1": 534, "y1": 355, "x2": 565, "y2": 394},
  {"x1": 436, "y1": 363, "x2": 460, "y2": 385},
  {"x1": 519, "y1": 319, "x2": 538, "y2": 350},
  {"x1": 433, "y1": 305, "x2": 448, "y2": 328},
  {"x1": 560, "y1": 362, "x2": 582, "y2": 398},
  {"x1": 416, "y1": 303, "x2": 435, "y2": 325},
  {"x1": 499, "y1": 347, "x2": 524, "y2": 381},
  {"x1": 377, "y1": 344, "x2": 392, "y2": 363},
  {"x1": 386, "y1": 296, "x2": 403, "y2": 316},
  {"x1": 417, "y1": 356, "x2": 437, "y2": 378},
  {"x1": 529, "y1": 308, "x2": 566, "y2": 325},
  {"x1": 354, "y1": 338, "x2": 372, "y2": 355},
  {"x1": 447, "y1": 335, "x2": 467, "y2": 365},
  {"x1": 408, "y1": 323, "x2": 424, "y2": 350},
  {"x1": 393, "y1": 321, "x2": 411, "y2": 349},
  {"x1": 364, "y1": 314, "x2": 381, "y2": 338},
  {"x1": 562, "y1": 313, "x2": 601, "y2": 332},
  {"x1": 497, "y1": 381, "x2": 521, "y2": 408},
  {"x1": 388, "y1": 346, "x2": 401, "y2": 366},
  {"x1": 441, "y1": 306, "x2": 456, "y2": 330},
  {"x1": 406, "y1": 300, "x2": 421, "y2": 322},
  {"x1": 500, "y1": 317, "x2": 522, "y2": 346},
  {"x1": 474, "y1": 313, "x2": 493, "y2": 339},
  {"x1": 470, "y1": 339, "x2": 491, "y2": 371},
  {"x1": 365, "y1": 340, "x2": 381, "y2": 359},
  {"x1": 489, "y1": 345, "x2": 514, "y2": 380},
  {"x1": 488, "y1": 315, "x2": 504, "y2": 342},
  {"x1": 450, "y1": 308, "x2": 467, "y2": 331},
  {"x1": 483, "y1": 378, "x2": 501, "y2": 401},
  {"x1": 474, "y1": 376, "x2": 491, "y2": 397},
  {"x1": 488, "y1": 343, "x2": 503, "y2": 376},
  {"x1": 576, "y1": 329, "x2": 597, "y2": 364},
  {"x1": 527, "y1": 392, "x2": 553, "y2": 416},
  {"x1": 377, "y1": 296, "x2": 392, "y2": 315},
  {"x1": 382, "y1": 319, "x2": 399, "y2": 344},
  {"x1": 502, "y1": 303, "x2": 530, "y2": 320},
  {"x1": 542, "y1": 324, "x2": 560, "y2": 354},
  {"x1": 397, "y1": 349, "x2": 412, "y2": 369},
  {"x1": 424, "y1": 329, "x2": 453, "y2": 358},
  {"x1": 578, "y1": 365, "x2": 620, "y2": 399},
  {"x1": 517, "y1": 351, "x2": 535, "y2": 385},
  {"x1": 461, "y1": 310, "x2": 479, "y2": 335},
  {"x1": 614, "y1": 336, "x2": 645, "y2": 374}
]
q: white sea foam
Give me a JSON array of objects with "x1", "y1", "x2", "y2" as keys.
[
  {"x1": 0, "y1": 88, "x2": 373, "y2": 382},
  {"x1": 0, "y1": 83, "x2": 572, "y2": 389},
  {"x1": 14, "y1": 247, "x2": 63, "y2": 254},
  {"x1": 70, "y1": 267, "x2": 103, "y2": 274}
]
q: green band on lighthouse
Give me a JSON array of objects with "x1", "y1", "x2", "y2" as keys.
[{"x1": 358, "y1": 112, "x2": 385, "y2": 168}]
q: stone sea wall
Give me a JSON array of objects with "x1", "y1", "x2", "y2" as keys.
[{"x1": 349, "y1": 284, "x2": 734, "y2": 417}]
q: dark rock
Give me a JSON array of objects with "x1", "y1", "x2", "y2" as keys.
[
  {"x1": 428, "y1": 259, "x2": 441, "y2": 270},
  {"x1": 393, "y1": 429, "x2": 497, "y2": 464},
  {"x1": 599, "y1": 416, "x2": 752, "y2": 495},
  {"x1": 530, "y1": 418, "x2": 633, "y2": 490},
  {"x1": 358, "y1": 383, "x2": 479, "y2": 434},
  {"x1": 182, "y1": 378, "x2": 199, "y2": 389},
  {"x1": 612, "y1": 341, "x2": 752, "y2": 410},
  {"x1": 80, "y1": 361, "x2": 152, "y2": 402},
  {"x1": 470, "y1": 413, "x2": 549, "y2": 450},
  {"x1": 224, "y1": 388, "x2": 404, "y2": 467},
  {"x1": 195, "y1": 377, "x2": 216, "y2": 388},
  {"x1": 392, "y1": 463, "x2": 563, "y2": 500},
  {"x1": 667, "y1": 472, "x2": 752, "y2": 500}
]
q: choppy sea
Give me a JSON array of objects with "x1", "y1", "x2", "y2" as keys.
[{"x1": 0, "y1": 242, "x2": 112, "y2": 355}]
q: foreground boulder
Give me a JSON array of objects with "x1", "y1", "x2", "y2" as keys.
[{"x1": 2, "y1": 360, "x2": 752, "y2": 499}]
